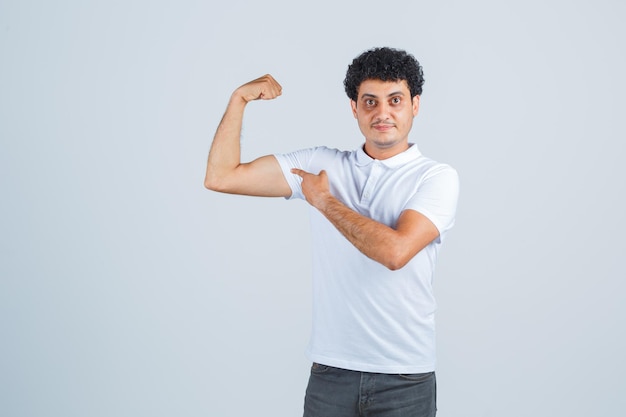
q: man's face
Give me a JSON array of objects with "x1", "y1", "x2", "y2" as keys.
[{"x1": 350, "y1": 78, "x2": 420, "y2": 159}]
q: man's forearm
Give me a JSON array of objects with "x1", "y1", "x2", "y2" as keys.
[
  {"x1": 291, "y1": 167, "x2": 438, "y2": 270},
  {"x1": 204, "y1": 97, "x2": 247, "y2": 191},
  {"x1": 317, "y1": 196, "x2": 411, "y2": 271}
]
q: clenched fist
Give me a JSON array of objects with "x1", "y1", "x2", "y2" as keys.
[{"x1": 234, "y1": 74, "x2": 283, "y2": 103}]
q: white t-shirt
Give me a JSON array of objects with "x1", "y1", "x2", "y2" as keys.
[{"x1": 274, "y1": 144, "x2": 459, "y2": 374}]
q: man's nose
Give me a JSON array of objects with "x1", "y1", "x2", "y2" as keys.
[{"x1": 374, "y1": 101, "x2": 391, "y2": 120}]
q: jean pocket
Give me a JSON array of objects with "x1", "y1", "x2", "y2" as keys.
[
  {"x1": 397, "y1": 371, "x2": 434, "y2": 382},
  {"x1": 311, "y1": 363, "x2": 332, "y2": 374}
]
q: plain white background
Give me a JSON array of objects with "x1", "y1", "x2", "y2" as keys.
[{"x1": 1, "y1": 1, "x2": 625, "y2": 416}]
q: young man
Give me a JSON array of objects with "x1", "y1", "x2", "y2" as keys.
[{"x1": 205, "y1": 47, "x2": 459, "y2": 417}]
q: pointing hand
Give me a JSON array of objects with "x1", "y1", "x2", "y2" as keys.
[{"x1": 291, "y1": 168, "x2": 333, "y2": 210}]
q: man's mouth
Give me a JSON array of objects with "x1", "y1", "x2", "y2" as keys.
[{"x1": 373, "y1": 123, "x2": 394, "y2": 131}]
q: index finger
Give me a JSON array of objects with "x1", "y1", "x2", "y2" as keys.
[{"x1": 290, "y1": 168, "x2": 308, "y2": 177}]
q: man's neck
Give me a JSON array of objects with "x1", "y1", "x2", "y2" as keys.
[{"x1": 363, "y1": 142, "x2": 410, "y2": 160}]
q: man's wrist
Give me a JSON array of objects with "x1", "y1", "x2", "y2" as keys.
[
  {"x1": 229, "y1": 90, "x2": 249, "y2": 106},
  {"x1": 317, "y1": 194, "x2": 341, "y2": 214}
]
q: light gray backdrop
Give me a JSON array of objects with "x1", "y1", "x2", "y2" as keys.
[{"x1": 1, "y1": 1, "x2": 624, "y2": 416}]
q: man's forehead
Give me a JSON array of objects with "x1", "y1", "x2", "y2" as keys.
[{"x1": 357, "y1": 79, "x2": 410, "y2": 97}]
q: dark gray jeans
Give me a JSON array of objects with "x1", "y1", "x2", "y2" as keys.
[{"x1": 303, "y1": 363, "x2": 436, "y2": 417}]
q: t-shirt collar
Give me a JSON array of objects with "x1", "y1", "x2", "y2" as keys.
[{"x1": 355, "y1": 143, "x2": 421, "y2": 168}]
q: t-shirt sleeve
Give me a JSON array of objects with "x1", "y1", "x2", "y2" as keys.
[
  {"x1": 273, "y1": 147, "x2": 318, "y2": 200},
  {"x1": 403, "y1": 164, "x2": 460, "y2": 238}
]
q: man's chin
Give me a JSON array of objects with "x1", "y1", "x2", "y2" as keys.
[{"x1": 369, "y1": 138, "x2": 400, "y2": 149}]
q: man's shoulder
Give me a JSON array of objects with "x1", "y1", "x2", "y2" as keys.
[
  {"x1": 312, "y1": 145, "x2": 355, "y2": 156},
  {"x1": 278, "y1": 145, "x2": 352, "y2": 157},
  {"x1": 296, "y1": 145, "x2": 357, "y2": 164},
  {"x1": 273, "y1": 145, "x2": 357, "y2": 174},
  {"x1": 413, "y1": 152, "x2": 457, "y2": 174}
]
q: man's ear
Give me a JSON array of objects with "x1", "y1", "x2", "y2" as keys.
[
  {"x1": 350, "y1": 100, "x2": 358, "y2": 118},
  {"x1": 412, "y1": 95, "x2": 420, "y2": 117}
]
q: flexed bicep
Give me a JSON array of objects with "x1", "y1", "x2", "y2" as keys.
[
  {"x1": 223, "y1": 154, "x2": 292, "y2": 197},
  {"x1": 205, "y1": 74, "x2": 290, "y2": 197}
]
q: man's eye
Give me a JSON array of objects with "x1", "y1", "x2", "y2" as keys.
[
  {"x1": 366, "y1": 99, "x2": 376, "y2": 106},
  {"x1": 391, "y1": 97, "x2": 401, "y2": 104}
]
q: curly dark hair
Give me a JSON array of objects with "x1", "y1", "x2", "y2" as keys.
[{"x1": 344, "y1": 47, "x2": 425, "y2": 101}]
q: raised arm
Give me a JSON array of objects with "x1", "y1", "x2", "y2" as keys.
[{"x1": 204, "y1": 74, "x2": 292, "y2": 197}]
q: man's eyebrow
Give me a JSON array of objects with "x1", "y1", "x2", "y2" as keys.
[{"x1": 360, "y1": 91, "x2": 405, "y2": 99}]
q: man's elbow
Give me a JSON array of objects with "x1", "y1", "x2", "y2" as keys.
[
  {"x1": 384, "y1": 257, "x2": 410, "y2": 271},
  {"x1": 381, "y1": 248, "x2": 413, "y2": 271},
  {"x1": 204, "y1": 174, "x2": 226, "y2": 192}
]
